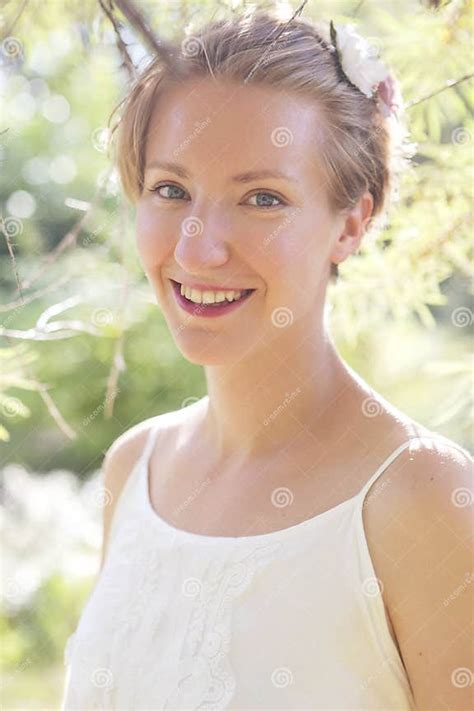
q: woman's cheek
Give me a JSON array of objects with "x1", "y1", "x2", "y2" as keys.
[
  {"x1": 135, "y1": 206, "x2": 169, "y2": 268},
  {"x1": 261, "y1": 222, "x2": 306, "y2": 278}
]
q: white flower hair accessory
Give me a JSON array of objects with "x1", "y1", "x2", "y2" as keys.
[{"x1": 329, "y1": 21, "x2": 401, "y2": 120}]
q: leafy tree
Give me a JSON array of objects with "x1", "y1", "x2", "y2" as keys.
[{"x1": 0, "y1": 0, "x2": 472, "y2": 460}]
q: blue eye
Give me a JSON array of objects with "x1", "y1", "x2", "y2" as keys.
[
  {"x1": 149, "y1": 183, "x2": 285, "y2": 209},
  {"x1": 246, "y1": 192, "x2": 284, "y2": 209},
  {"x1": 150, "y1": 183, "x2": 188, "y2": 200}
]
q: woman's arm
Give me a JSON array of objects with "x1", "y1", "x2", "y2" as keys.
[{"x1": 369, "y1": 439, "x2": 473, "y2": 710}]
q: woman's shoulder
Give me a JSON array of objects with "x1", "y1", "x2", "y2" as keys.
[
  {"x1": 103, "y1": 398, "x2": 207, "y2": 487},
  {"x1": 98, "y1": 401, "x2": 204, "y2": 568},
  {"x1": 358, "y1": 388, "x2": 470, "y2": 466},
  {"x1": 381, "y1": 414, "x2": 472, "y2": 470},
  {"x1": 363, "y1": 423, "x2": 472, "y2": 710}
]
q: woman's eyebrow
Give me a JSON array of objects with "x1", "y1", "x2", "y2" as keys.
[{"x1": 144, "y1": 160, "x2": 298, "y2": 184}]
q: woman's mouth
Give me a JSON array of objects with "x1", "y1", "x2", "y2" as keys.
[{"x1": 169, "y1": 279, "x2": 256, "y2": 318}]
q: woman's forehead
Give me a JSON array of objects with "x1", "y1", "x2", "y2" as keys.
[{"x1": 145, "y1": 79, "x2": 325, "y2": 185}]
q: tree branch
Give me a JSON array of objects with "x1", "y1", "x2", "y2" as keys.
[
  {"x1": 21, "y1": 167, "x2": 114, "y2": 291},
  {"x1": 103, "y1": 199, "x2": 129, "y2": 419},
  {"x1": 0, "y1": 0, "x2": 29, "y2": 40},
  {"x1": 0, "y1": 296, "x2": 109, "y2": 341},
  {"x1": 1, "y1": 214, "x2": 24, "y2": 302},
  {"x1": 0, "y1": 275, "x2": 70, "y2": 315},
  {"x1": 98, "y1": 0, "x2": 136, "y2": 81},
  {"x1": 110, "y1": 0, "x2": 163, "y2": 55},
  {"x1": 244, "y1": 0, "x2": 310, "y2": 83},
  {"x1": 351, "y1": 0, "x2": 366, "y2": 16},
  {"x1": 407, "y1": 72, "x2": 473, "y2": 109}
]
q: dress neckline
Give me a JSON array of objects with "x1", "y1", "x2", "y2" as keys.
[
  {"x1": 141, "y1": 442, "x2": 360, "y2": 544},
  {"x1": 137, "y1": 402, "x2": 447, "y2": 545}
]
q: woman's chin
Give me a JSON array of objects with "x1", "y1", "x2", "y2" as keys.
[{"x1": 171, "y1": 332, "x2": 251, "y2": 366}]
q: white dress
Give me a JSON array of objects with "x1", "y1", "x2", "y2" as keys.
[{"x1": 60, "y1": 404, "x2": 470, "y2": 710}]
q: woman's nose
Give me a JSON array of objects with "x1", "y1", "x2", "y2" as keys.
[{"x1": 173, "y1": 207, "x2": 230, "y2": 272}]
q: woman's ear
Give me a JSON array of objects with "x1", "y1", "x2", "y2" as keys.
[{"x1": 330, "y1": 191, "x2": 374, "y2": 266}]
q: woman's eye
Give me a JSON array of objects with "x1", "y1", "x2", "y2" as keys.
[
  {"x1": 148, "y1": 184, "x2": 284, "y2": 209},
  {"x1": 150, "y1": 183, "x2": 188, "y2": 200},
  {"x1": 245, "y1": 192, "x2": 284, "y2": 209}
]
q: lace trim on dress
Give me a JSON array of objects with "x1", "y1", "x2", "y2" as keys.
[{"x1": 163, "y1": 542, "x2": 283, "y2": 709}]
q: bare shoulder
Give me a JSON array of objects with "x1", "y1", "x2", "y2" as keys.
[
  {"x1": 102, "y1": 401, "x2": 199, "y2": 493},
  {"x1": 363, "y1": 431, "x2": 473, "y2": 709},
  {"x1": 103, "y1": 416, "x2": 161, "y2": 490},
  {"x1": 98, "y1": 415, "x2": 164, "y2": 570},
  {"x1": 362, "y1": 431, "x2": 472, "y2": 562},
  {"x1": 99, "y1": 400, "x2": 206, "y2": 570}
]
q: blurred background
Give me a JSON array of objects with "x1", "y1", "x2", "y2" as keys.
[{"x1": 0, "y1": 0, "x2": 472, "y2": 707}]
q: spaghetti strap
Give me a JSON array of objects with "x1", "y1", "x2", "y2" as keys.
[
  {"x1": 141, "y1": 400, "x2": 205, "y2": 469},
  {"x1": 356, "y1": 439, "x2": 414, "y2": 504},
  {"x1": 141, "y1": 417, "x2": 163, "y2": 468},
  {"x1": 356, "y1": 433, "x2": 472, "y2": 505},
  {"x1": 67, "y1": 425, "x2": 462, "y2": 709},
  {"x1": 106, "y1": 418, "x2": 164, "y2": 549}
]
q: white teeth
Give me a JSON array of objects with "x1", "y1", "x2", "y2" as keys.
[{"x1": 179, "y1": 283, "x2": 244, "y2": 304}]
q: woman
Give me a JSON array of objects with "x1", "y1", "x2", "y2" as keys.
[{"x1": 61, "y1": 8, "x2": 472, "y2": 710}]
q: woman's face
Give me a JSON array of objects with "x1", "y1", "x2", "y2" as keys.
[{"x1": 136, "y1": 77, "x2": 354, "y2": 365}]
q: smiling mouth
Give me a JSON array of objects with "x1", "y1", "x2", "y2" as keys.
[
  {"x1": 169, "y1": 279, "x2": 257, "y2": 315},
  {"x1": 170, "y1": 279, "x2": 255, "y2": 303}
]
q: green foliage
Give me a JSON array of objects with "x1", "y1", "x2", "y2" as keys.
[
  {"x1": 1, "y1": 573, "x2": 92, "y2": 670},
  {"x1": 0, "y1": 0, "x2": 472, "y2": 454},
  {"x1": 1, "y1": 573, "x2": 94, "y2": 708}
]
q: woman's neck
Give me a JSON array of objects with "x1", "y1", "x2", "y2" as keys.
[{"x1": 202, "y1": 334, "x2": 357, "y2": 463}]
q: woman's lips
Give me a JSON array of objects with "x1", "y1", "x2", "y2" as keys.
[
  {"x1": 169, "y1": 279, "x2": 256, "y2": 318},
  {"x1": 171, "y1": 279, "x2": 254, "y2": 292}
]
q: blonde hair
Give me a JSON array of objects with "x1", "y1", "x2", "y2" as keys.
[{"x1": 109, "y1": 9, "x2": 414, "y2": 281}]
